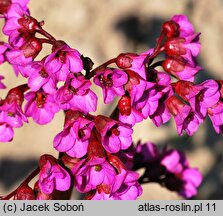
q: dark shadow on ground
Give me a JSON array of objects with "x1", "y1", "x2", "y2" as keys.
[{"x1": 0, "y1": 159, "x2": 38, "y2": 190}]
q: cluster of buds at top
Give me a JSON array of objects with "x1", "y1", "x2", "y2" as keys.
[{"x1": 1, "y1": 0, "x2": 221, "y2": 200}]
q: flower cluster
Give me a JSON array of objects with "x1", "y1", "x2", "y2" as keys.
[
  {"x1": 0, "y1": 0, "x2": 220, "y2": 200},
  {"x1": 133, "y1": 142, "x2": 202, "y2": 198}
]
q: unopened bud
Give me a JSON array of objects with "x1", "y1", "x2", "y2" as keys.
[
  {"x1": 162, "y1": 20, "x2": 180, "y2": 38},
  {"x1": 165, "y1": 38, "x2": 186, "y2": 56},
  {"x1": 118, "y1": 95, "x2": 131, "y2": 116},
  {"x1": 116, "y1": 53, "x2": 133, "y2": 69}
]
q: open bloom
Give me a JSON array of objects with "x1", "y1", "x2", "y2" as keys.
[
  {"x1": 208, "y1": 102, "x2": 223, "y2": 135},
  {"x1": 166, "y1": 96, "x2": 202, "y2": 136},
  {"x1": 44, "y1": 41, "x2": 83, "y2": 81},
  {"x1": 55, "y1": 74, "x2": 97, "y2": 113},
  {"x1": 175, "y1": 80, "x2": 220, "y2": 118},
  {"x1": 161, "y1": 150, "x2": 202, "y2": 198},
  {"x1": 38, "y1": 154, "x2": 71, "y2": 194},
  {"x1": 0, "y1": 87, "x2": 27, "y2": 142},
  {"x1": 94, "y1": 115, "x2": 133, "y2": 153},
  {"x1": 53, "y1": 111, "x2": 94, "y2": 158},
  {"x1": 27, "y1": 61, "x2": 57, "y2": 94},
  {"x1": 24, "y1": 91, "x2": 59, "y2": 125},
  {"x1": 94, "y1": 68, "x2": 128, "y2": 104}
]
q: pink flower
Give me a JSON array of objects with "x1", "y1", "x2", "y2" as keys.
[
  {"x1": 115, "y1": 49, "x2": 153, "y2": 79},
  {"x1": 44, "y1": 41, "x2": 83, "y2": 81},
  {"x1": 119, "y1": 72, "x2": 163, "y2": 126},
  {"x1": 72, "y1": 157, "x2": 117, "y2": 193},
  {"x1": 166, "y1": 96, "x2": 202, "y2": 136},
  {"x1": 0, "y1": 87, "x2": 27, "y2": 142},
  {"x1": 94, "y1": 68, "x2": 128, "y2": 104},
  {"x1": 53, "y1": 111, "x2": 94, "y2": 158},
  {"x1": 208, "y1": 102, "x2": 223, "y2": 135},
  {"x1": 0, "y1": 101, "x2": 27, "y2": 128},
  {"x1": 27, "y1": 61, "x2": 57, "y2": 94},
  {"x1": 161, "y1": 150, "x2": 202, "y2": 198},
  {"x1": 162, "y1": 56, "x2": 202, "y2": 82},
  {"x1": 175, "y1": 80, "x2": 220, "y2": 118},
  {"x1": 0, "y1": 0, "x2": 30, "y2": 16},
  {"x1": 38, "y1": 154, "x2": 71, "y2": 194},
  {"x1": 55, "y1": 74, "x2": 97, "y2": 113},
  {"x1": 24, "y1": 91, "x2": 59, "y2": 125},
  {"x1": 171, "y1": 15, "x2": 195, "y2": 38},
  {"x1": 91, "y1": 169, "x2": 142, "y2": 200},
  {"x1": 2, "y1": 4, "x2": 35, "y2": 44},
  {"x1": 0, "y1": 123, "x2": 14, "y2": 142},
  {"x1": 6, "y1": 37, "x2": 42, "y2": 76},
  {"x1": 94, "y1": 115, "x2": 133, "y2": 153}
]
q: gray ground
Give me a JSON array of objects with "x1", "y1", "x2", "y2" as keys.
[{"x1": 0, "y1": 0, "x2": 223, "y2": 199}]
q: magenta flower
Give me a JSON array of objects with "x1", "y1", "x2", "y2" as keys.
[
  {"x1": 38, "y1": 154, "x2": 71, "y2": 194},
  {"x1": 148, "y1": 72, "x2": 173, "y2": 126},
  {"x1": 73, "y1": 157, "x2": 117, "y2": 193},
  {"x1": 0, "y1": 0, "x2": 30, "y2": 16},
  {"x1": 0, "y1": 87, "x2": 27, "y2": 142},
  {"x1": 44, "y1": 41, "x2": 83, "y2": 81},
  {"x1": 208, "y1": 102, "x2": 223, "y2": 135},
  {"x1": 24, "y1": 91, "x2": 59, "y2": 125},
  {"x1": 166, "y1": 96, "x2": 202, "y2": 136},
  {"x1": 0, "y1": 101, "x2": 27, "y2": 128},
  {"x1": 55, "y1": 74, "x2": 97, "y2": 113},
  {"x1": 91, "y1": 169, "x2": 142, "y2": 200},
  {"x1": 171, "y1": 15, "x2": 195, "y2": 38},
  {"x1": 53, "y1": 111, "x2": 94, "y2": 158},
  {"x1": 119, "y1": 73, "x2": 163, "y2": 126},
  {"x1": 0, "y1": 123, "x2": 14, "y2": 142},
  {"x1": 165, "y1": 34, "x2": 201, "y2": 66},
  {"x1": 27, "y1": 61, "x2": 57, "y2": 94},
  {"x1": 134, "y1": 141, "x2": 159, "y2": 167},
  {"x1": 94, "y1": 115, "x2": 133, "y2": 153},
  {"x1": 2, "y1": 3, "x2": 33, "y2": 44},
  {"x1": 115, "y1": 49, "x2": 153, "y2": 79},
  {"x1": 161, "y1": 150, "x2": 202, "y2": 198},
  {"x1": 176, "y1": 80, "x2": 220, "y2": 118},
  {"x1": 162, "y1": 56, "x2": 202, "y2": 82},
  {"x1": 6, "y1": 37, "x2": 42, "y2": 77},
  {"x1": 93, "y1": 68, "x2": 128, "y2": 104}
]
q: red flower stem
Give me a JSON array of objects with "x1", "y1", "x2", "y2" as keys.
[
  {"x1": 0, "y1": 167, "x2": 40, "y2": 200},
  {"x1": 39, "y1": 38, "x2": 54, "y2": 45},
  {"x1": 37, "y1": 27, "x2": 56, "y2": 42},
  {"x1": 146, "y1": 31, "x2": 165, "y2": 66},
  {"x1": 86, "y1": 58, "x2": 117, "y2": 79},
  {"x1": 18, "y1": 84, "x2": 30, "y2": 93}
]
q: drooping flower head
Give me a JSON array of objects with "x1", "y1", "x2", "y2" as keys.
[{"x1": 38, "y1": 154, "x2": 71, "y2": 195}]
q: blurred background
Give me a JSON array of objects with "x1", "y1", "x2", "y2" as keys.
[{"x1": 0, "y1": 0, "x2": 223, "y2": 199}]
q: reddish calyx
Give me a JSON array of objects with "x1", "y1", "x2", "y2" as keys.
[
  {"x1": 166, "y1": 95, "x2": 186, "y2": 116},
  {"x1": 162, "y1": 20, "x2": 180, "y2": 38},
  {"x1": 118, "y1": 95, "x2": 131, "y2": 116},
  {"x1": 18, "y1": 15, "x2": 40, "y2": 34}
]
